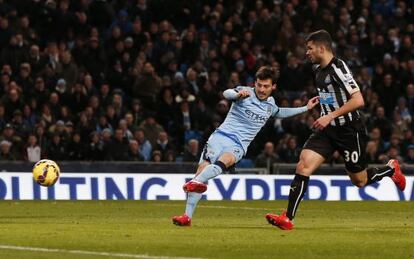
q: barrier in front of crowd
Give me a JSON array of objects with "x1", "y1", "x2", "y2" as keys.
[
  {"x1": 0, "y1": 173, "x2": 412, "y2": 201},
  {"x1": 2, "y1": 161, "x2": 414, "y2": 175}
]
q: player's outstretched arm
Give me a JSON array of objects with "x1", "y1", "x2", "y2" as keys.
[
  {"x1": 275, "y1": 96, "x2": 319, "y2": 118},
  {"x1": 223, "y1": 89, "x2": 250, "y2": 101}
]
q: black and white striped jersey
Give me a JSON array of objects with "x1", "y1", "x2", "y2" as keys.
[{"x1": 313, "y1": 57, "x2": 361, "y2": 126}]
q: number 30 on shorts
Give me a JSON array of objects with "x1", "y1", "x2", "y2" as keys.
[{"x1": 344, "y1": 150, "x2": 359, "y2": 163}]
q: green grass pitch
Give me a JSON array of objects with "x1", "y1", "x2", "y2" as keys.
[{"x1": 0, "y1": 200, "x2": 412, "y2": 259}]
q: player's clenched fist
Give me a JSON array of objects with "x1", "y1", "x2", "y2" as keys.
[
  {"x1": 237, "y1": 90, "x2": 250, "y2": 99},
  {"x1": 307, "y1": 96, "x2": 319, "y2": 110}
]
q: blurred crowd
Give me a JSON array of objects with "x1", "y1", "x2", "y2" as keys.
[{"x1": 0, "y1": 0, "x2": 413, "y2": 168}]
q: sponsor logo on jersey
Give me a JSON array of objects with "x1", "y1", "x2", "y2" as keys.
[
  {"x1": 244, "y1": 109, "x2": 268, "y2": 123},
  {"x1": 319, "y1": 92, "x2": 335, "y2": 105}
]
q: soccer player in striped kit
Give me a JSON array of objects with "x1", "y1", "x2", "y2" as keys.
[
  {"x1": 172, "y1": 66, "x2": 320, "y2": 226},
  {"x1": 266, "y1": 30, "x2": 406, "y2": 230}
]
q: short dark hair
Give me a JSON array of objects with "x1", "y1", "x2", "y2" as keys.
[
  {"x1": 305, "y1": 30, "x2": 333, "y2": 51},
  {"x1": 255, "y1": 66, "x2": 279, "y2": 84}
]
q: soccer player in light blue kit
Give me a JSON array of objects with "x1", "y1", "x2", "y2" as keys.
[{"x1": 172, "y1": 66, "x2": 319, "y2": 226}]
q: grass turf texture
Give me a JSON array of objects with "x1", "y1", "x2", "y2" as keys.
[{"x1": 0, "y1": 201, "x2": 412, "y2": 259}]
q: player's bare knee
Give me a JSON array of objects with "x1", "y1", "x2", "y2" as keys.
[
  {"x1": 350, "y1": 178, "x2": 366, "y2": 188},
  {"x1": 296, "y1": 160, "x2": 312, "y2": 176},
  {"x1": 218, "y1": 153, "x2": 236, "y2": 168}
]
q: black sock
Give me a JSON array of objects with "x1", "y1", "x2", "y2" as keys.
[
  {"x1": 366, "y1": 166, "x2": 394, "y2": 185},
  {"x1": 286, "y1": 174, "x2": 309, "y2": 220}
]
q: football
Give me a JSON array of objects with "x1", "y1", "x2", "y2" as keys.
[{"x1": 32, "y1": 159, "x2": 61, "y2": 187}]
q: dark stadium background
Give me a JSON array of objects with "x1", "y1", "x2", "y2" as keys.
[{"x1": 0, "y1": 0, "x2": 413, "y2": 174}]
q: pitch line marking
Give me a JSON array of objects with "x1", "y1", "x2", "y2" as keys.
[{"x1": 0, "y1": 245, "x2": 203, "y2": 259}]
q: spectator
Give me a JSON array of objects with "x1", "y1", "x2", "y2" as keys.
[
  {"x1": 22, "y1": 104, "x2": 37, "y2": 128},
  {"x1": 86, "y1": 131, "x2": 104, "y2": 161},
  {"x1": 165, "y1": 150, "x2": 176, "y2": 162},
  {"x1": 128, "y1": 139, "x2": 144, "y2": 161},
  {"x1": 2, "y1": 88, "x2": 24, "y2": 120},
  {"x1": 0, "y1": 140, "x2": 15, "y2": 160},
  {"x1": 96, "y1": 114, "x2": 113, "y2": 134},
  {"x1": 34, "y1": 124, "x2": 48, "y2": 152},
  {"x1": 369, "y1": 127, "x2": 387, "y2": 155},
  {"x1": 31, "y1": 77, "x2": 50, "y2": 109},
  {"x1": 139, "y1": 114, "x2": 164, "y2": 147},
  {"x1": 0, "y1": 123, "x2": 22, "y2": 159},
  {"x1": 106, "y1": 128, "x2": 129, "y2": 160},
  {"x1": 151, "y1": 150, "x2": 162, "y2": 162},
  {"x1": 368, "y1": 106, "x2": 393, "y2": 141},
  {"x1": 67, "y1": 132, "x2": 85, "y2": 160},
  {"x1": 60, "y1": 51, "x2": 78, "y2": 88},
  {"x1": 24, "y1": 134, "x2": 42, "y2": 162},
  {"x1": 279, "y1": 137, "x2": 301, "y2": 163},
  {"x1": 0, "y1": 0, "x2": 411, "y2": 163},
  {"x1": 133, "y1": 128, "x2": 152, "y2": 161},
  {"x1": 157, "y1": 87, "x2": 176, "y2": 132},
  {"x1": 0, "y1": 104, "x2": 6, "y2": 130},
  {"x1": 387, "y1": 146, "x2": 403, "y2": 162},
  {"x1": 255, "y1": 142, "x2": 280, "y2": 174},
  {"x1": 16, "y1": 63, "x2": 33, "y2": 93},
  {"x1": 405, "y1": 144, "x2": 414, "y2": 164},
  {"x1": 40, "y1": 104, "x2": 54, "y2": 127},
  {"x1": 69, "y1": 83, "x2": 89, "y2": 115},
  {"x1": 11, "y1": 109, "x2": 31, "y2": 138},
  {"x1": 132, "y1": 62, "x2": 162, "y2": 109},
  {"x1": 183, "y1": 139, "x2": 200, "y2": 162},
  {"x1": 366, "y1": 141, "x2": 380, "y2": 164},
  {"x1": 84, "y1": 36, "x2": 107, "y2": 85},
  {"x1": 46, "y1": 133, "x2": 66, "y2": 161},
  {"x1": 118, "y1": 119, "x2": 133, "y2": 139},
  {"x1": 278, "y1": 53, "x2": 306, "y2": 99},
  {"x1": 130, "y1": 99, "x2": 145, "y2": 127},
  {"x1": 154, "y1": 131, "x2": 175, "y2": 161},
  {"x1": 48, "y1": 92, "x2": 62, "y2": 119},
  {"x1": 124, "y1": 112, "x2": 137, "y2": 132}
]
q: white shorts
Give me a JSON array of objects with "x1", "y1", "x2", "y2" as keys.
[{"x1": 199, "y1": 132, "x2": 244, "y2": 164}]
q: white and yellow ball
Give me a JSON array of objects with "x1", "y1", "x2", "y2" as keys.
[{"x1": 32, "y1": 159, "x2": 60, "y2": 187}]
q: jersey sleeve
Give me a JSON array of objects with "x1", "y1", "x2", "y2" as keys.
[
  {"x1": 273, "y1": 106, "x2": 308, "y2": 118},
  {"x1": 271, "y1": 103, "x2": 280, "y2": 117},
  {"x1": 332, "y1": 60, "x2": 360, "y2": 95},
  {"x1": 223, "y1": 86, "x2": 250, "y2": 101}
]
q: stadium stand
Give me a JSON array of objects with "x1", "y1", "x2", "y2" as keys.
[{"x1": 0, "y1": 0, "x2": 412, "y2": 169}]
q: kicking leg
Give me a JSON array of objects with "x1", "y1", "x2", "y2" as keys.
[
  {"x1": 194, "y1": 152, "x2": 236, "y2": 182},
  {"x1": 183, "y1": 152, "x2": 236, "y2": 193}
]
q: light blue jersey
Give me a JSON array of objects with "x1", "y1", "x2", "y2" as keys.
[
  {"x1": 201, "y1": 86, "x2": 308, "y2": 163},
  {"x1": 217, "y1": 86, "x2": 277, "y2": 154}
]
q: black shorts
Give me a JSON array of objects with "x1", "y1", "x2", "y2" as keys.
[{"x1": 303, "y1": 119, "x2": 368, "y2": 173}]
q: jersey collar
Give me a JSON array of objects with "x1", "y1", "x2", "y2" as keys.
[{"x1": 321, "y1": 57, "x2": 335, "y2": 70}]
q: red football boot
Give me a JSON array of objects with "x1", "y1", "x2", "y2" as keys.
[
  {"x1": 172, "y1": 214, "x2": 191, "y2": 226},
  {"x1": 266, "y1": 211, "x2": 294, "y2": 230},
  {"x1": 183, "y1": 180, "x2": 207, "y2": 193},
  {"x1": 387, "y1": 159, "x2": 406, "y2": 191}
]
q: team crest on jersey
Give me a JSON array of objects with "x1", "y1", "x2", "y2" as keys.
[
  {"x1": 267, "y1": 106, "x2": 272, "y2": 116},
  {"x1": 324, "y1": 75, "x2": 331, "y2": 84}
]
